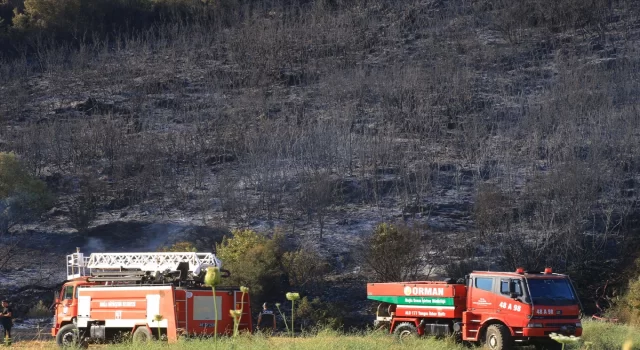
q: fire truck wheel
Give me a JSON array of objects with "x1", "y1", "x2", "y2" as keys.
[
  {"x1": 393, "y1": 322, "x2": 418, "y2": 340},
  {"x1": 133, "y1": 326, "x2": 153, "y2": 343},
  {"x1": 56, "y1": 324, "x2": 88, "y2": 349},
  {"x1": 484, "y1": 324, "x2": 512, "y2": 350}
]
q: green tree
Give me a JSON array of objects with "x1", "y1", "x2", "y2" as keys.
[
  {"x1": 160, "y1": 241, "x2": 198, "y2": 252},
  {"x1": 360, "y1": 223, "x2": 428, "y2": 282},
  {"x1": 0, "y1": 152, "x2": 53, "y2": 235},
  {"x1": 282, "y1": 247, "x2": 330, "y2": 293},
  {"x1": 216, "y1": 229, "x2": 284, "y2": 301},
  {"x1": 22, "y1": 0, "x2": 81, "y2": 29}
]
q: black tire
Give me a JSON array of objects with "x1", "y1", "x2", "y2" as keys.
[
  {"x1": 132, "y1": 326, "x2": 153, "y2": 343},
  {"x1": 56, "y1": 324, "x2": 88, "y2": 348},
  {"x1": 393, "y1": 322, "x2": 418, "y2": 340},
  {"x1": 484, "y1": 324, "x2": 512, "y2": 350}
]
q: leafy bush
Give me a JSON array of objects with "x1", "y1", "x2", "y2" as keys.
[
  {"x1": 216, "y1": 229, "x2": 285, "y2": 302},
  {"x1": 160, "y1": 241, "x2": 198, "y2": 252},
  {"x1": 581, "y1": 320, "x2": 640, "y2": 350},
  {"x1": 282, "y1": 247, "x2": 330, "y2": 294},
  {"x1": 19, "y1": 0, "x2": 153, "y2": 32},
  {"x1": 360, "y1": 223, "x2": 428, "y2": 282},
  {"x1": 27, "y1": 300, "x2": 50, "y2": 318},
  {"x1": 609, "y1": 259, "x2": 640, "y2": 326},
  {"x1": 294, "y1": 296, "x2": 344, "y2": 331},
  {"x1": 8, "y1": 0, "x2": 223, "y2": 35},
  {"x1": 0, "y1": 152, "x2": 53, "y2": 235}
]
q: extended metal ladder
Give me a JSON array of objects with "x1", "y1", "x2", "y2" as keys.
[{"x1": 66, "y1": 248, "x2": 222, "y2": 280}]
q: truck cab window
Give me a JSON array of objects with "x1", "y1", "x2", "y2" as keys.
[
  {"x1": 513, "y1": 280, "x2": 522, "y2": 295},
  {"x1": 501, "y1": 279, "x2": 523, "y2": 296},
  {"x1": 63, "y1": 286, "x2": 74, "y2": 300},
  {"x1": 475, "y1": 277, "x2": 493, "y2": 292},
  {"x1": 500, "y1": 280, "x2": 510, "y2": 294}
]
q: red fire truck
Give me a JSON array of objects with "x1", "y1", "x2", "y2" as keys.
[
  {"x1": 51, "y1": 249, "x2": 252, "y2": 347},
  {"x1": 367, "y1": 268, "x2": 583, "y2": 350}
]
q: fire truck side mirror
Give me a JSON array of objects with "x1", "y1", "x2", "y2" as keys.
[{"x1": 509, "y1": 280, "x2": 522, "y2": 299}]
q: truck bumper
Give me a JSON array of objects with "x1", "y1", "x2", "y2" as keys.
[{"x1": 522, "y1": 326, "x2": 582, "y2": 337}]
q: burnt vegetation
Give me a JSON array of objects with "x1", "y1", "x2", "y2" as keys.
[{"x1": 0, "y1": 0, "x2": 640, "y2": 315}]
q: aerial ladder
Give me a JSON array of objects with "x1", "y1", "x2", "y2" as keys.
[{"x1": 66, "y1": 248, "x2": 224, "y2": 285}]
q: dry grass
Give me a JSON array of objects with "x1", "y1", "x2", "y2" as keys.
[{"x1": 11, "y1": 320, "x2": 640, "y2": 349}]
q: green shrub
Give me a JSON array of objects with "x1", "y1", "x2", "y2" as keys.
[
  {"x1": 10, "y1": 0, "x2": 223, "y2": 35},
  {"x1": 26, "y1": 300, "x2": 50, "y2": 318},
  {"x1": 294, "y1": 296, "x2": 344, "y2": 331},
  {"x1": 282, "y1": 247, "x2": 330, "y2": 294},
  {"x1": 581, "y1": 320, "x2": 640, "y2": 350},
  {"x1": 160, "y1": 241, "x2": 198, "y2": 252},
  {"x1": 216, "y1": 229, "x2": 285, "y2": 302},
  {"x1": 20, "y1": 0, "x2": 153, "y2": 32},
  {"x1": 360, "y1": 223, "x2": 427, "y2": 282},
  {"x1": 0, "y1": 152, "x2": 53, "y2": 235}
]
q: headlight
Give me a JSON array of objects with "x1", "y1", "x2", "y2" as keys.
[
  {"x1": 576, "y1": 322, "x2": 582, "y2": 327},
  {"x1": 527, "y1": 323, "x2": 543, "y2": 328}
]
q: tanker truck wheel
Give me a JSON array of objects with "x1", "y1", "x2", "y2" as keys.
[
  {"x1": 56, "y1": 324, "x2": 88, "y2": 349},
  {"x1": 393, "y1": 322, "x2": 418, "y2": 340},
  {"x1": 484, "y1": 324, "x2": 512, "y2": 350},
  {"x1": 133, "y1": 326, "x2": 153, "y2": 343}
]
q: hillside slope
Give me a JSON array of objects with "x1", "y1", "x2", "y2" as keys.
[{"x1": 1, "y1": 0, "x2": 640, "y2": 317}]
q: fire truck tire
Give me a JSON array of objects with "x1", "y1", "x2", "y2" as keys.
[
  {"x1": 56, "y1": 324, "x2": 88, "y2": 349},
  {"x1": 484, "y1": 324, "x2": 512, "y2": 350},
  {"x1": 393, "y1": 322, "x2": 418, "y2": 339},
  {"x1": 133, "y1": 326, "x2": 153, "y2": 342}
]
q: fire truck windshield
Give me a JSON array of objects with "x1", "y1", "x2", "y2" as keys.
[{"x1": 526, "y1": 278, "x2": 577, "y2": 306}]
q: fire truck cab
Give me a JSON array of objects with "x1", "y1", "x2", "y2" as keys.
[
  {"x1": 51, "y1": 249, "x2": 252, "y2": 348},
  {"x1": 368, "y1": 268, "x2": 583, "y2": 350}
]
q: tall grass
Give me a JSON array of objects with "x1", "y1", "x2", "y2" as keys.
[
  {"x1": 13, "y1": 320, "x2": 640, "y2": 349},
  {"x1": 107, "y1": 329, "x2": 466, "y2": 350},
  {"x1": 581, "y1": 320, "x2": 640, "y2": 350}
]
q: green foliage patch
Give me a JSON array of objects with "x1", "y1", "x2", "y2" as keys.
[{"x1": 0, "y1": 152, "x2": 53, "y2": 235}]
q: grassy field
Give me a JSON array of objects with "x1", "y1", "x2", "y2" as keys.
[{"x1": 9, "y1": 320, "x2": 640, "y2": 350}]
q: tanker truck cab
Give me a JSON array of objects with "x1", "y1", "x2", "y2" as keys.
[
  {"x1": 466, "y1": 268, "x2": 582, "y2": 349},
  {"x1": 367, "y1": 267, "x2": 582, "y2": 350}
]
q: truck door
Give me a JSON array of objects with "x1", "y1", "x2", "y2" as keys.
[
  {"x1": 468, "y1": 276, "x2": 497, "y2": 317},
  {"x1": 497, "y1": 279, "x2": 527, "y2": 327},
  {"x1": 56, "y1": 284, "x2": 77, "y2": 323}
]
